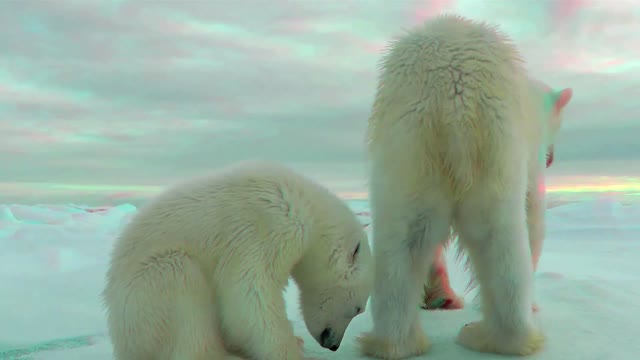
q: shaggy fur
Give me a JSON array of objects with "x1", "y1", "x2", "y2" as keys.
[
  {"x1": 358, "y1": 14, "x2": 572, "y2": 359},
  {"x1": 102, "y1": 161, "x2": 373, "y2": 360},
  {"x1": 422, "y1": 79, "x2": 573, "y2": 312}
]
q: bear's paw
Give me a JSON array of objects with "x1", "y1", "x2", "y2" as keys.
[
  {"x1": 356, "y1": 330, "x2": 430, "y2": 359},
  {"x1": 456, "y1": 321, "x2": 545, "y2": 356}
]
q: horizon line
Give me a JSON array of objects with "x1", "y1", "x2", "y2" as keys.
[{"x1": 1, "y1": 175, "x2": 640, "y2": 201}]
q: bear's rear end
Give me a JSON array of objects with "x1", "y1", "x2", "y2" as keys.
[{"x1": 367, "y1": 15, "x2": 534, "y2": 198}]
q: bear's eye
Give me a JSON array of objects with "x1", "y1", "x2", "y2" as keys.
[{"x1": 351, "y1": 242, "x2": 360, "y2": 261}]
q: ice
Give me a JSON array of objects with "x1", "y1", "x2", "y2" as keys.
[{"x1": 0, "y1": 198, "x2": 639, "y2": 359}]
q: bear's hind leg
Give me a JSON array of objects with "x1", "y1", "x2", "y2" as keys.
[
  {"x1": 358, "y1": 187, "x2": 453, "y2": 360},
  {"x1": 454, "y1": 183, "x2": 544, "y2": 356},
  {"x1": 142, "y1": 252, "x2": 242, "y2": 360},
  {"x1": 105, "y1": 251, "x2": 242, "y2": 360}
]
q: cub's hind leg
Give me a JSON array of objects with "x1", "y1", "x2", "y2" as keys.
[{"x1": 104, "y1": 250, "x2": 243, "y2": 360}]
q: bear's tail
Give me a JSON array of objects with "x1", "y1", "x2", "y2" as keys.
[{"x1": 367, "y1": 14, "x2": 529, "y2": 198}]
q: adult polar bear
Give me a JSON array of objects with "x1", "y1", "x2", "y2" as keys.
[
  {"x1": 422, "y1": 79, "x2": 572, "y2": 312},
  {"x1": 358, "y1": 15, "x2": 573, "y2": 358},
  {"x1": 102, "y1": 161, "x2": 373, "y2": 360}
]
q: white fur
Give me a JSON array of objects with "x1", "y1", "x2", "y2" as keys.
[
  {"x1": 526, "y1": 79, "x2": 571, "y2": 272},
  {"x1": 422, "y1": 75, "x2": 572, "y2": 310},
  {"x1": 102, "y1": 161, "x2": 373, "y2": 360},
  {"x1": 358, "y1": 15, "x2": 571, "y2": 358}
]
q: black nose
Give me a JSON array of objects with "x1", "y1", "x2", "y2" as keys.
[{"x1": 320, "y1": 328, "x2": 340, "y2": 351}]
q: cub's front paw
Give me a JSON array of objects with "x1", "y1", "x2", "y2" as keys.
[
  {"x1": 357, "y1": 329, "x2": 430, "y2": 360},
  {"x1": 456, "y1": 321, "x2": 545, "y2": 356}
]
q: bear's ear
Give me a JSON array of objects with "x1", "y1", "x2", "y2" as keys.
[{"x1": 553, "y1": 88, "x2": 573, "y2": 113}]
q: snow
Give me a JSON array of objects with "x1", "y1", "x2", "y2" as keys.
[{"x1": 1, "y1": 197, "x2": 639, "y2": 359}]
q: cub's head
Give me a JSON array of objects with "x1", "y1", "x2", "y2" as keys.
[
  {"x1": 531, "y1": 80, "x2": 573, "y2": 168},
  {"x1": 292, "y1": 214, "x2": 373, "y2": 352}
]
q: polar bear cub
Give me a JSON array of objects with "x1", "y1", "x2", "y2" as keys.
[
  {"x1": 102, "y1": 161, "x2": 373, "y2": 360},
  {"x1": 358, "y1": 15, "x2": 572, "y2": 359}
]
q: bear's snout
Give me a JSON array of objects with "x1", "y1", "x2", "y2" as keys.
[{"x1": 320, "y1": 327, "x2": 340, "y2": 351}]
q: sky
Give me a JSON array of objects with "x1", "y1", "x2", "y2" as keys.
[{"x1": 1, "y1": 0, "x2": 639, "y2": 203}]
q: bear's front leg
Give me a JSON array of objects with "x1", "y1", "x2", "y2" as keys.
[
  {"x1": 219, "y1": 277, "x2": 314, "y2": 360},
  {"x1": 527, "y1": 176, "x2": 546, "y2": 273},
  {"x1": 527, "y1": 176, "x2": 546, "y2": 313}
]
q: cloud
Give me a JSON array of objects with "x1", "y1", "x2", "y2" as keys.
[{"x1": 0, "y1": 0, "x2": 638, "y2": 200}]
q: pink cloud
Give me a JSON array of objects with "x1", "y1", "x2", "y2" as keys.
[
  {"x1": 269, "y1": 19, "x2": 313, "y2": 33},
  {"x1": 553, "y1": 0, "x2": 586, "y2": 19},
  {"x1": 411, "y1": 0, "x2": 456, "y2": 24},
  {"x1": 109, "y1": 191, "x2": 139, "y2": 199},
  {"x1": 0, "y1": 0, "x2": 638, "y2": 193},
  {"x1": 359, "y1": 41, "x2": 385, "y2": 55},
  {"x1": 2, "y1": 127, "x2": 61, "y2": 145}
]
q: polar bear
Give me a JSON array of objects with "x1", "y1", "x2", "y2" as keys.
[
  {"x1": 357, "y1": 15, "x2": 573, "y2": 359},
  {"x1": 422, "y1": 79, "x2": 573, "y2": 311},
  {"x1": 102, "y1": 161, "x2": 373, "y2": 360}
]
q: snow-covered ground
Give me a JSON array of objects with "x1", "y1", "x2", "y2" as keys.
[{"x1": 1, "y1": 196, "x2": 639, "y2": 360}]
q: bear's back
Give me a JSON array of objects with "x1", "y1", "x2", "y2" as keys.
[{"x1": 108, "y1": 161, "x2": 352, "y2": 277}]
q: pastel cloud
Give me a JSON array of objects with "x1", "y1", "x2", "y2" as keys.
[{"x1": 0, "y1": 0, "x2": 638, "y2": 202}]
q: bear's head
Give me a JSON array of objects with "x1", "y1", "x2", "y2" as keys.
[
  {"x1": 292, "y1": 213, "x2": 373, "y2": 352},
  {"x1": 530, "y1": 79, "x2": 573, "y2": 168}
]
